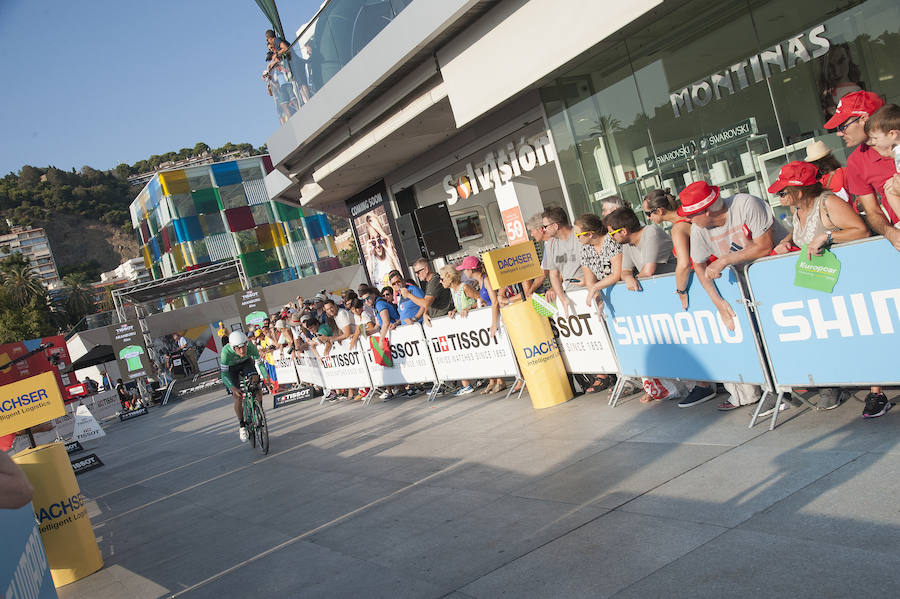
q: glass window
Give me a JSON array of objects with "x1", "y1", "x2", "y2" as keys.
[
  {"x1": 185, "y1": 166, "x2": 212, "y2": 191},
  {"x1": 218, "y1": 183, "x2": 247, "y2": 209},
  {"x1": 237, "y1": 160, "x2": 263, "y2": 182}
]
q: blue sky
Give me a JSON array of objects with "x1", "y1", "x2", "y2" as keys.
[{"x1": 0, "y1": 0, "x2": 321, "y2": 175}]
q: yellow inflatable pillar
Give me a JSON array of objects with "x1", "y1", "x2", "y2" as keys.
[
  {"x1": 13, "y1": 442, "x2": 103, "y2": 587},
  {"x1": 501, "y1": 300, "x2": 573, "y2": 409}
]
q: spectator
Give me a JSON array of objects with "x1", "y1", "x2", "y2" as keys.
[
  {"x1": 573, "y1": 213, "x2": 621, "y2": 394},
  {"x1": 523, "y1": 213, "x2": 549, "y2": 297},
  {"x1": 265, "y1": 29, "x2": 290, "y2": 59},
  {"x1": 541, "y1": 206, "x2": 582, "y2": 317},
  {"x1": 81, "y1": 376, "x2": 99, "y2": 394},
  {"x1": 100, "y1": 370, "x2": 111, "y2": 391},
  {"x1": 828, "y1": 92, "x2": 898, "y2": 418},
  {"x1": 770, "y1": 161, "x2": 869, "y2": 258},
  {"x1": 805, "y1": 140, "x2": 852, "y2": 203},
  {"x1": 827, "y1": 91, "x2": 899, "y2": 250},
  {"x1": 347, "y1": 298, "x2": 376, "y2": 350},
  {"x1": 381, "y1": 286, "x2": 396, "y2": 305},
  {"x1": 115, "y1": 378, "x2": 138, "y2": 411},
  {"x1": 362, "y1": 287, "x2": 400, "y2": 400},
  {"x1": 438, "y1": 264, "x2": 481, "y2": 396},
  {"x1": 455, "y1": 256, "x2": 506, "y2": 394},
  {"x1": 642, "y1": 190, "x2": 724, "y2": 408},
  {"x1": 864, "y1": 103, "x2": 900, "y2": 221},
  {"x1": 604, "y1": 207, "x2": 676, "y2": 289},
  {"x1": 400, "y1": 258, "x2": 452, "y2": 321},
  {"x1": 680, "y1": 180, "x2": 786, "y2": 411},
  {"x1": 388, "y1": 270, "x2": 425, "y2": 325},
  {"x1": 322, "y1": 299, "x2": 355, "y2": 349},
  {"x1": 173, "y1": 332, "x2": 200, "y2": 374}
]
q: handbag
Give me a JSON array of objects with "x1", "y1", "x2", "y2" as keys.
[{"x1": 369, "y1": 336, "x2": 393, "y2": 367}]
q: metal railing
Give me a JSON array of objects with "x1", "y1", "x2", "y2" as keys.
[{"x1": 262, "y1": 0, "x2": 413, "y2": 124}]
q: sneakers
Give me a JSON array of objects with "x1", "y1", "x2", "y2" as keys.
[
  {"x1": 453, "y1": 385, "x2": 474, "y2": 397},
  {"x1": 862, "y1": 392, "x2": 893, "y2": 419},
  {"x1": 404, "y1": 387, "x2": 421, "y2": 397},
  {"x1": 677, "y1": 386, "x2": 717, "y2": 408},
  {"x1": 818, "y1": 388, "x2": 849, "y2": 411},
  {"x1": 239, "y1": 426, "x2": 249, "y2": 443},
  {"x1": 379, "y1": 390, "x2": 394, "y2": 400}
]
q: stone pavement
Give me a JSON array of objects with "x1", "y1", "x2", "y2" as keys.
[{"x1": 57, "y1": 385, "x2": 900, "y2": 598}]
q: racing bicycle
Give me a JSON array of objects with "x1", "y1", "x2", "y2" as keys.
[{"x1": 240, "y1": 372, "x2": 269, "y2": 455}]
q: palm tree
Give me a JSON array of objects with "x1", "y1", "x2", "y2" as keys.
[
  {"x1": 1, "y1": 261, "x2": 46, "y2": 308},
  {"x1": 62, "y1": 273, "x2": 95, "y2": 322}
]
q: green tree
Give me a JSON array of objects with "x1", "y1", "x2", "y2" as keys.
[
  {"x1": 62, "y1": 273, "x2": 95, "y2": 321},
  {"x1": 193, "y1": 142, "x2": 210, "y2": 156},
  {"x1": 1, "y1": 256, "x2": 45, "y2": 307}
]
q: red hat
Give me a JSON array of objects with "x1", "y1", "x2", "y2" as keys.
[
  {"x1": 677, "y1": 181, "x2": 720, "y2": 217},
  {"x1": 455, "y1": 255, "x2": 481, "y2": 271},
  {"x1": 767, "y1": 161, "x2": 819, "y2": 194},
  {"x1": 824, "y1": 90, "x2": 885, "y2": 129}
]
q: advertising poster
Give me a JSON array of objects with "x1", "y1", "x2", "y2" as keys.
[
  {"x1": 108, "y1": 320, "x2": 152, "y2": 382},
  {"x1": 0, "y1": 335, "x2": 71, "y2": 397},
  {"x1": 0, "y1": 503, "x2": 57, "y2": 599},
  {"x1": 235, "y1": 288, "x2": 268, "y2": 331},
  {"x1": 346, "y1": 180, "x2": 404, "y2": 286}
]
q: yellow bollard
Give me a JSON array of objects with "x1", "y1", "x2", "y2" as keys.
[
  {"x1": 501, "y1": 300, "x2": 573, "y2": 409},
  {"x1": 13, "y1": 442, "x2": 103, "y2": 587}
]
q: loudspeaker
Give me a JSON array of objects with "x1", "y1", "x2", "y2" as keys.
[
  {"x1": 395, "y1": 212, "x2": 423, "y2": 263},
  {"x1": 414, "y1": 202, "x2": 461, "y2": 259}
]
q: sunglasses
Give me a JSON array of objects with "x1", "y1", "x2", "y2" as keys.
[
  {"x1": 541, "y1": 222, "x2": 556, "y2": 230},
  {"x1": 608, "y1": 227, "x2": 625, "y2": 237},
  {"x1": 643, "y1": 209, "x2": 654, "y2": 218},
  {"x1": 369, "y1": 238, "x2": 385, "y2": 247},
  {"x1": 776, "y1": 189, "x2": 789, "y2": 198},
  {"x1": 414, "y1": 268, "x2": 425, "y2": 275},
  {"x1": 837, "y1": 116, "x2": 861, "y2": 133},
  {"x1": 390, "y1": 279, "x2": 402, "y2": 286},
  {"x1": 575, "y1": 231, "x2": 591, "y2": 238}
]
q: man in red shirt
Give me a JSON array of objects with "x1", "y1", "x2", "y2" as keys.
[
  {"x1": 826, "y1": 90, "x2": 897, "y2": 418},
  {"x1": 827, "y1": 90, "x2": 900, "y2": 251}
]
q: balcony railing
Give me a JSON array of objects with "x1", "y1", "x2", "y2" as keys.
[{"x1": 262, "y1": 0, "x2": 413, "y2": 125}]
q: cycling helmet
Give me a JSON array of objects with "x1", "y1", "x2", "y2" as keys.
[{"x1": 228, "y1": 331, "x2": 248, "y2": 347}]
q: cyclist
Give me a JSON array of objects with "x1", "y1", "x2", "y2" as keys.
[{"x1": 220, "y1": 330, "x2": 265, "y2": 442}]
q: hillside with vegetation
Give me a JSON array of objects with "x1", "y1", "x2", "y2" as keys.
[{"x1": 0, "y1": 142, "x2": 266, "y2": 277}]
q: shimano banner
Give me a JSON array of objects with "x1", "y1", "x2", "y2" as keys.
[
  {"x1": 551, "y1": 289, "x2": 619, "y2": 374},
  {"x1": 746, "y1": 237, "x2": 900, "y2": 388},
  {"x1": 603, "y1": 268, "x2": 767, "y2": 384},
  {"x1": 316, "y1": 340, "x2": 372, "y2": 390},
  {"x1": 363, "y1": 324, "x2": 437, "y2": 387},
  {"x1": 425, "y1": 307, "x2": 519, "y2": 381}
]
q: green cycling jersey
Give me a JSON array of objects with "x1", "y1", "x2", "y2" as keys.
[{"x1": 220, "y1": 343, "x2": 262, "y2": 390}]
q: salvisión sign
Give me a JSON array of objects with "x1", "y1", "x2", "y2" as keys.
[
  {"x1": 670, "y1": 24, "x2": 829, "y2": 117},
  {"x1": 442, "y1": 134, "x2": 555, "y2": 205}
]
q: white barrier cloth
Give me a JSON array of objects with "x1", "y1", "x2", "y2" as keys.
[
  {"x1": 293, "y1": 348, "x2": 325, "y2": 388},
  {"x1": 272, "y1": 347, "x2": 299, "y2": 385},
  {"x1": 551, "y1": 289, "x2": 619, "y2": 374},
  {"x1": 316, "y1": 340, "x2": 372, "y2": 390},
  {"x1": 425, "y1": 307, "x2": 519, "y2": 381},
  {"x1": 73, "y1": 404, "x2": 106, "y2": 442},
  {"x1": 364, "y1": 325, "x2": 437, "y2": 387}
]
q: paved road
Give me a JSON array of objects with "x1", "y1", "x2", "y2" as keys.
[{"x1": 58, "y1": 386, "x2": 900, "y2": 598}]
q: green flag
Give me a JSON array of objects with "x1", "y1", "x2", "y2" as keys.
[
  {"x1": 794, "y1": 245, "x2": 841, "y2": 293},
  {"x1": 531, "y1": 293, "x2": 558, "y2": 317}
]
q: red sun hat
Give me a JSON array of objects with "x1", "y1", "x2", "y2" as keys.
[
  {"x1": 677, "y1": 181, "x2": 720, "y2": 217},
  {"x1": 767, "y1": 161, "x2": 819, "y2": 194},
  {"x1": 824, "y1": 90, "x2": 885, "y2": 129},
  {"x1": 455, "y1": 255, "x2": 481, "y2": 271}
]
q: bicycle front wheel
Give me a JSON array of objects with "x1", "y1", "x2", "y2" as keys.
[
  {"x1": 252, "y1": 400, "x2": 269, "y2": 455},
  {"x1": 244, "y1": 396, "x2": 256, "y2": 449}
]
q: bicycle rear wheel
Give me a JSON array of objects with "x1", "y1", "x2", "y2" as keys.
[{"x1": 252, "y1": 400, "x2": 269, "y2": 455}]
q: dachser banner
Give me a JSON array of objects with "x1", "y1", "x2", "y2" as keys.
[{"x1": 0, "y1": 371, "x2": 66, "y2": 437}]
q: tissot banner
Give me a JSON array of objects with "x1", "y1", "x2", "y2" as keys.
[
  {"x1": 108, "y1": 320, "x2": 152, "y2": 382},
  {"x1": 316, "y1": 341, "x2": 372, "y2": 390},
  {"x1": 235, "y1": 288, "x2": 268, "y2": 331},
  {"x1": 293, "y1": 349, "x2": 325, "y2": 388},
  {"x1": 603, "y1": 268, "x2": 767, "y2": 384},
  {"x1": 425, "y1": 307, "x2": 519, "y2": 381},
  {"x1": 550, "y1": 289, "x2": 619, "y2": 375},
  {"x1": 363, "y1": 324, "x2": 437, "y2": 387},
  {"x1": 746, "y1": 237, "x2": 900, "y2": 387},
  {"x1": 272, "y1": 347, "x2": 299, "y2": 385}
]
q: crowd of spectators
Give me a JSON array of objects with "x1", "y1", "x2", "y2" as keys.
[{"x1": 521, "y1": 90, "x2": 898, "y2": 418}]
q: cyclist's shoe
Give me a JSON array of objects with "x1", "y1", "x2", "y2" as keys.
[{"x1": 239, "y1": 426, "x2": 250, "y2": 443}]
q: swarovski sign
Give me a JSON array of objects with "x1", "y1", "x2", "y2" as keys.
[{"x1": 670, "y1": 24, "x2": 829, "y2": 117}]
